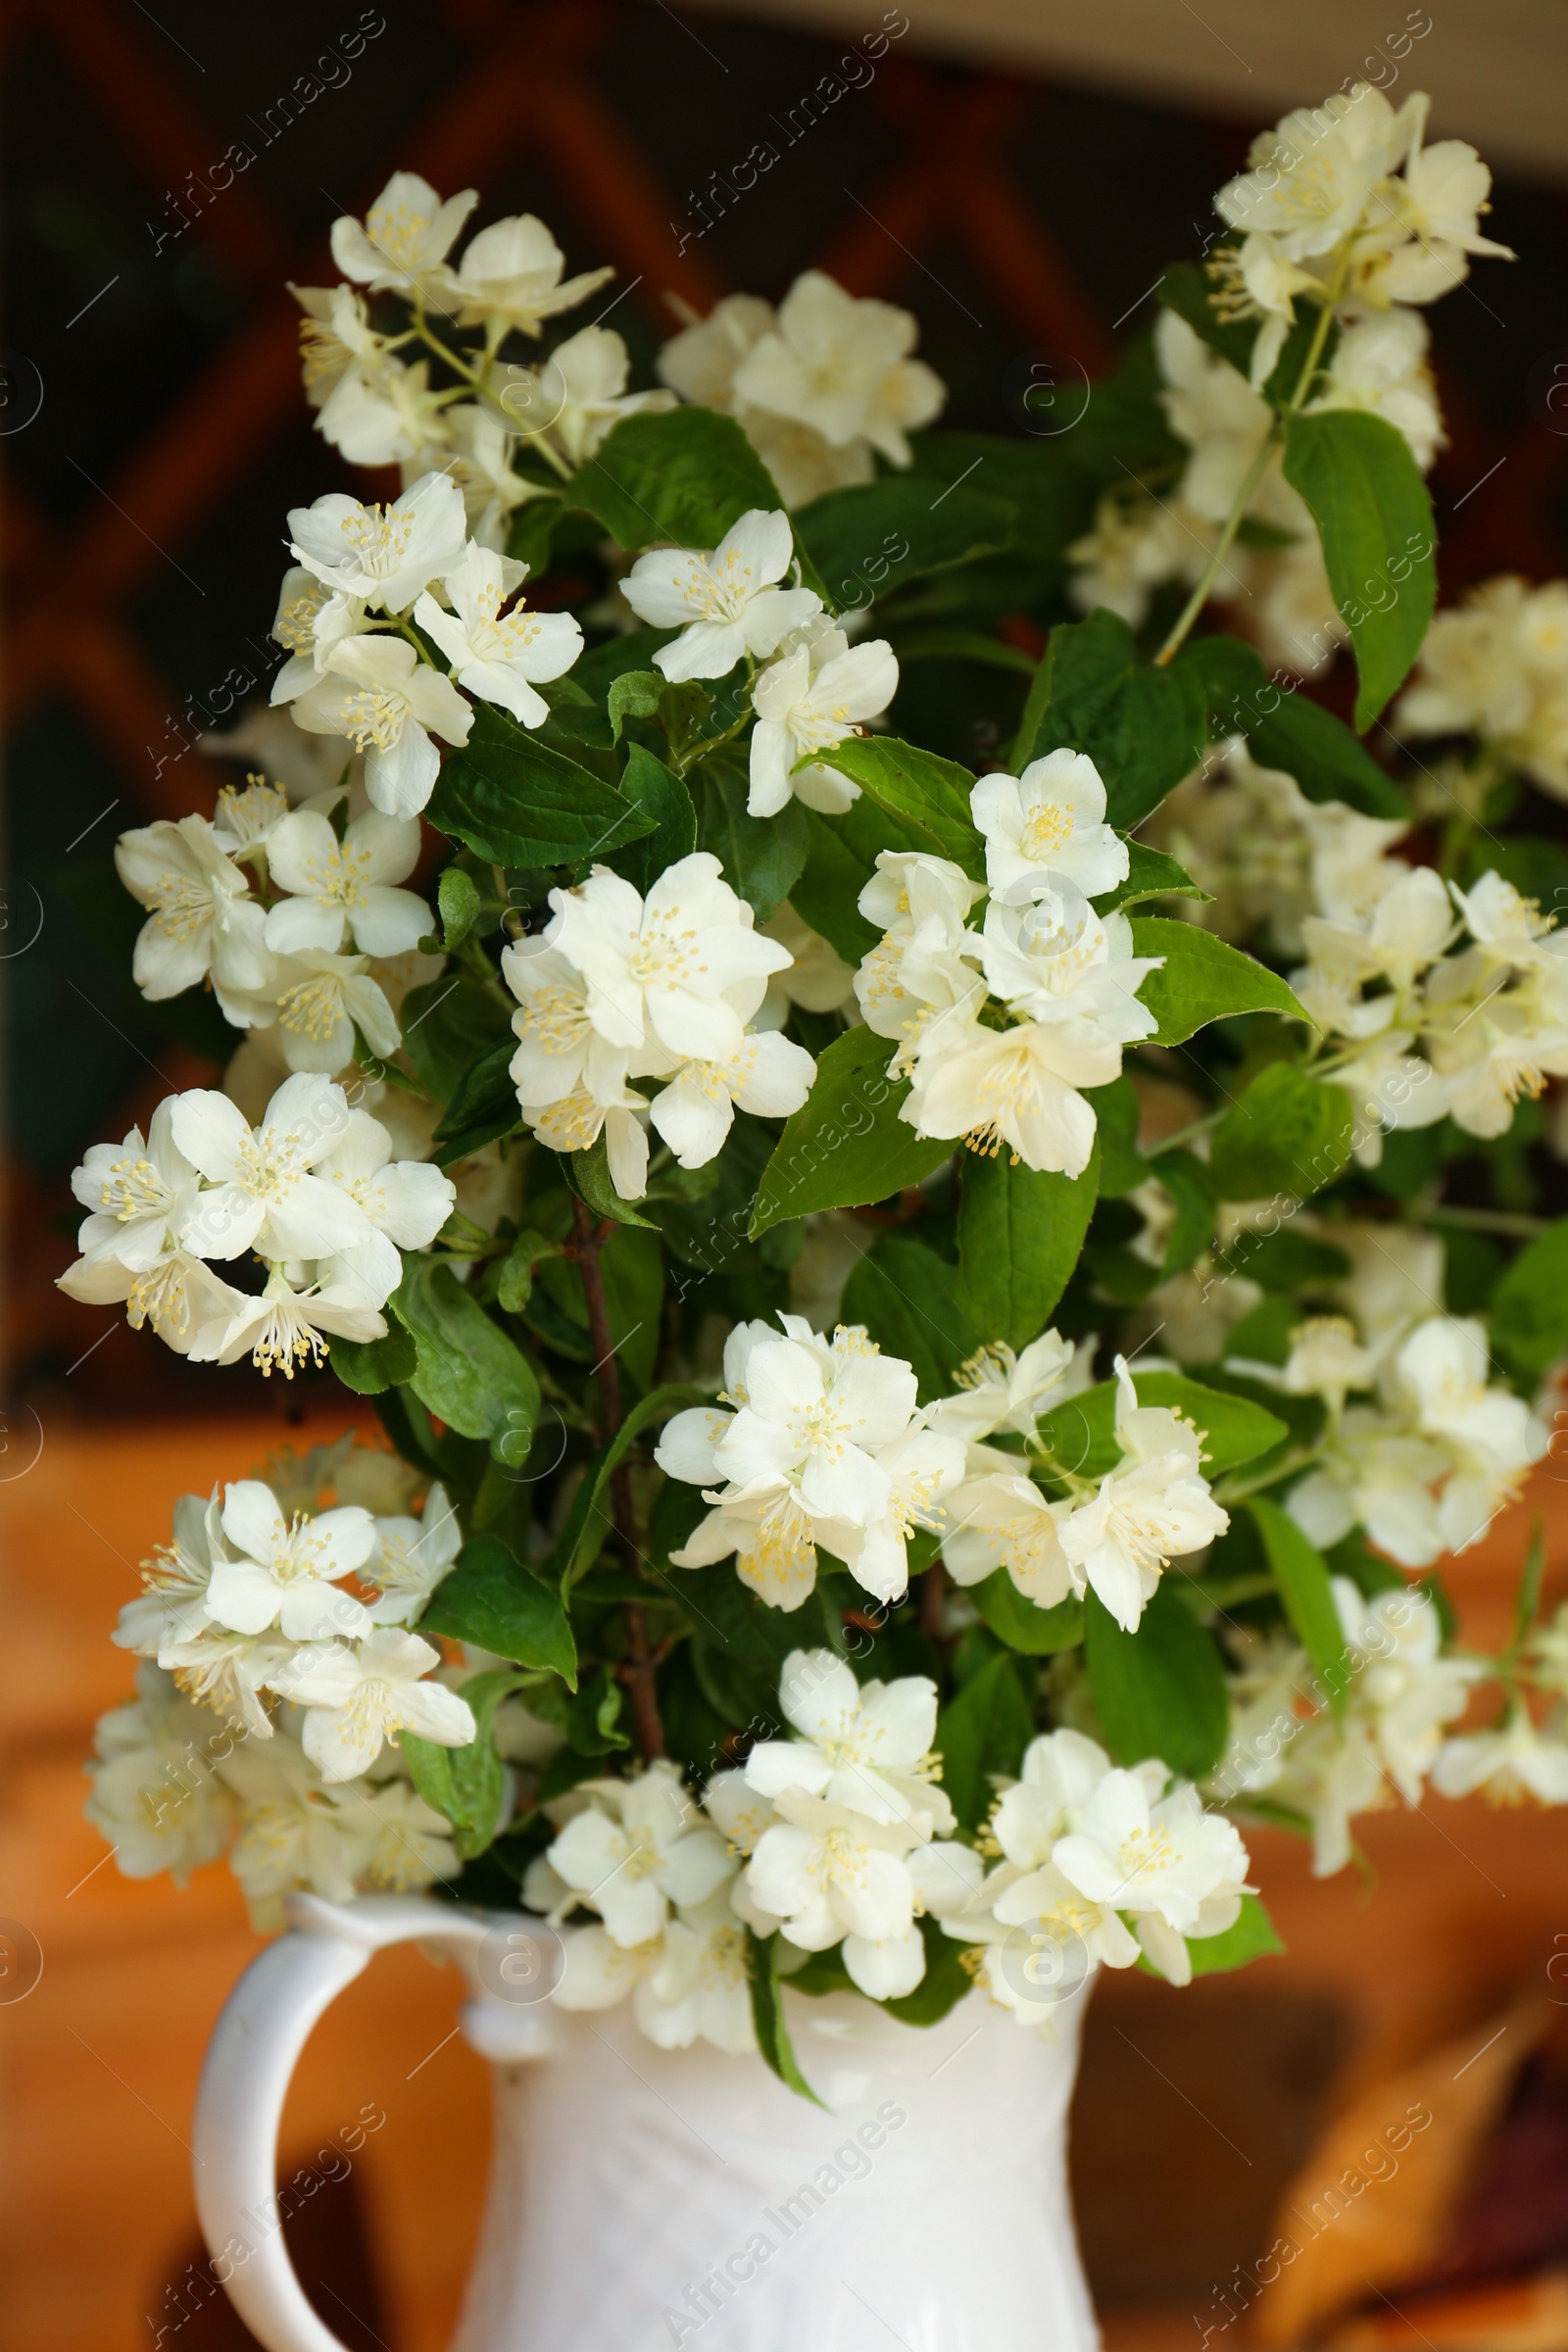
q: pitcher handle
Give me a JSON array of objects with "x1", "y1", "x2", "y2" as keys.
[{"x1": 192, "y1": 1891, "x2": 551, "y2": 2352}]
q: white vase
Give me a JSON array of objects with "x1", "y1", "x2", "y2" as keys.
[{"x1": 193, "y1": 1892, "x2": 1101, "y2": 2352}]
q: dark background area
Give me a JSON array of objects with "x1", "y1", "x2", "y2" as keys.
[{"x1": 5, "y1": 0, "x2": 1568, "y2": 1417}]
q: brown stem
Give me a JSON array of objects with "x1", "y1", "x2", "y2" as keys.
[{"x1": 570, "y1": 1198, "x2": 664, "y2": 1760}]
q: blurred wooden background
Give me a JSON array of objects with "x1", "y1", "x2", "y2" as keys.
[{"x1": 2, "y1": 1411, "x2": 1565, "y2": 2352}]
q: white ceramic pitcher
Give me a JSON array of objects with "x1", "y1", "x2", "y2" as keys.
[{"x1": 192, "y1": 1891, "x2": 1101, "y2": 2351}]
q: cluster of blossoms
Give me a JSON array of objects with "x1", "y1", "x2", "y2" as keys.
[
  {"x1": 1294, "y1": 860, "x2": 1568, "y2": 1152},
  {"x1": 620, "y1": 505, "x2": 901, "y2": 816},
  {"x1": 934, "y1": 1727, "x2": 1251, "y2": 2008},
  {"x1": 536, "y1": 1658, "x2": 1253, "y2": 2050},
  {"x1": 57, "y1": 1074, "x2": 453, "y2": 1373},
  {"x1": 1281, "y1": 1298, "x2": 1546, "y2": 1568},
  {"x1": 1396, "y1": 574, "x2": 1568, "y2": 803},
  {"x1": 300, "y1": 174, "x2": 944, "y2": 541},
  {"x1": 1070, "y1": 83, "x2": 1509, "y2": 673},
  {"x1": 659, "y1": 1314, "x2": 1230, "y2": 1636},
  {"x1": 503, "y1": 850, "x2": 817, "y2": 1200},
  {"x1": 85, "y1": 1441, "x2": 483, "y2": 1925},
  {"x1": 657, "y1": 271, "x2": 945, "y2": 508},
  {"x1": 853, "y1": 749, "x2": 1162, "y2": 1174}
]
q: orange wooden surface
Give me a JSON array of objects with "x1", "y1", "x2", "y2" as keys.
[{"x1": 2, "y1": 1414, "x2": 1566, "y2": 2350}]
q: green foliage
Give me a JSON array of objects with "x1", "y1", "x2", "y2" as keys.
[
  {"x1": 392, "y1": 1260, "x2": 540, "y2": 1466},
  {"x1": 1208, "y1": 1061, "x2": 1355, "y2": 1202},
  {"x1": 1084, "y1": 1583, "x2": 1230, "y2": 1781},
  {"x1": 885, "y1": 1916, "x2": 975, "y2": 2026},
  {"x1": 1035, "y1": 1371, "x2": 1287, "y2": 1482},
  {"x1": 957, "y1": 1147, "x2": 1100, "y2": 1350},
  {"x1": 1281, "y1": 410, "x2": 1437, "y2": 732},
  {"x1": 694, "y1": 750, "x2": 808, "y2": 916},
  {"x1": 972, "y1": 1574, "x2": 1085, "y2": 1654},
  {"x1": 571, "y1": 406, "x2": 783, "y2": 551},
  {"x1": 1128, "y1": 918, "x2": 1307, "y2": 1043},
  {"x1": 935, "y1": 1649, "x2": 1035, "y2": 1830},
  {"x1": 428, "y1": 704, "x2": 657, "y2": 867},
  {"x1": 1489, "y1": 1218, "x2": 1568, "y2": 1388},
  {"x1": 748, "y1": 1929, "x2": 825, "y2": 2106},
  {"x1": 328, "y1": 1316, "x2": 418, "y2": 1396},
  {"x1": 815, "y1": 736, "x2": 985, "y2": 876},
  {"x1": 1138, "y1": 1889, "x2": 1286, "y2": 1981},
  {"x1": 420, "y1": 1536, "x2": 577, "y2": 1684},
  {"x1": 1247, "y1": 1498, "x2": 1349, "y2": 1711},
  {"x1": 791, "y1": 798, "x2": 931, "y2": 964},
  {"x1": 752, "y1": 1028, "x2": 948, "y2": 1235},
  {"x1": 433, "y1": 1041, "x2": 520, "y2": 1166},
  {"x1": 436, "y1": 866, "x2": 483, "y2": 954},
  {"x1": 791, "y1": 476, "x2": 1015, "y2": 610},
  {"x1": 604, "y1": 744, "x2": 697, "y2": 891},
  {"x1": 1026, "y1": 610, "x2": 1208, "y2": 829},
  {"x1": 552, "y1": 1385, "x2": 710, "y2": 1591},
  {"x1": 842, "y1": 1236, "x2": 979, "y2": 1401},
  {"x1": 402, "y1": 1669, "x2": 538, "y2": 1860},
  {"x1": 1094, "y1": 844, "x2": 1209, "y2": 914}
]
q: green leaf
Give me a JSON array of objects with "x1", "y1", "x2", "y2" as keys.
[
  {"x1": 1029, "y1": 610, "x2": 1208, "y2": 830},
  {"x1": 393, "y1": 1260, "x2": 541, "y2": 1466},
  {"x1": 1127, "y1": 917, "x2": 1307, "y2": 1043},
  {"x1": 747, "y1": 1928, "x2": 825, "y2": 2107},
  {"x1": 565, "y1": 1131, "x2": 657, "y2": 1227},
  {"x1": 1083, "y1": 1582, "x2": 1229, "y2": 1781},
  {"x1": 427, "y1": 704, "x2": 657, "y2": 867},
  {"x1": 328, "y1": 1315, "x2": 417, "y2": 1396},
  {"x1": 1036, "y1": 1372, "x2": 1287, "y2": 1483},
  {"x1": 419, "y1": 1535, "x2": 577, "y2": 1685},
  {"x1": 1184, "y1": 1890, "x2": 1285, "y2": 1977},
  {"x1": 432, "y1": 1039, "x2": 519, "y2": 1166},
  {"x1": 841, "y1": 1236, "x2": 979, "y2": 1402},
  {"x1": 553, "y1": 1384, "x2": 710, "y2": 1592},
  {"x1": 681, "y1": 1563, "x2": 837, "y2": 1728},
  {"x1": 1247, "y1": 1497, "x2": 1350, "y2": 1713},
  {"x1": 401, "y1": 973, "x2": 512, "y2": 1103},
  {"x1": 815, "y1": 736, "x2": 984, "y2": 878},
  {"x1": 603, "y1": 744, "x2": 698, "y2": 893},
  {"x1": 957, "y1": 1145, "x2": 1100, "y2": 1350},
  {"x1": 1093, "y1": 843, "x2": 1209, "y2": 914},
  {"x1": 935, "y1": 1649, "x2": 1034, "y2": 1830},
  {"x1": 972, "y1": 1573, "x2": 1085, "y2": 1655},
  {"x1": 694, "y1": 750, "x2": 808, "y2": 918},
  {"x1": 607, "y1": 669, "x2": 665, "y2": 743},
  {"x1": 1488, "y1": 1218, "x2": 1568, "y2": 1388},
  {"x1": 1208, "y1": 1060, "x2": 1354, "y2": 1203},
  {"x1": 751, "y1": 1027, "x2": 948, "y2": 1235},
  {"x1": 884, "y1": 1915, "x2": 976, "y2": 2026},
  {"x1": 436, "y1": 866, "x2": 482, "y2": 954},
  {"x1": 571, "y1": 407, "x2": 783, "y2": 552},
  {"x1": 1245, "y1": 693, "x2": 1406, "y2": 819},
  {"x1": 791, "y1": 798, "x2": 931, "y2": 965},
  {"x1": 1151, "y1": 1149, "x2": 1217, "y2": 1275},
  {"x1": 402, "y1": 1668, "x2": 537, "y2": 1860},
  {"x1": 1084, "y1": 1076, "x2": 1147, "y2": 1197},
  {"x1": 791, "y1": 477, "x2": 1015, "y2": 611},
  {"x1": 1281, "y1": 410, "x2": 1436, "y2": 732}
]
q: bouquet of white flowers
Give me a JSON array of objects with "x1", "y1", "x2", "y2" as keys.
[{"x1": 79, "y1": 91, "x2": 1568, "y2": 2096}]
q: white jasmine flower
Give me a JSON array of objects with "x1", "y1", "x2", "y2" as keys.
[
  {"x1": 365, "y1": 1484, "x2": 463, "y2": 1626},
  {"x1": 203, "y1": 1478, "x2": 375, "y2": 1644},
  {"x1": 553, "y1": 1923, "x2": 670, "y2": 2018},
  {"x1": 213, "y1": 777, "x2": 292, "y2": 858},
  {"x1": 291, "y1": 635, "x2": 473, "y2": 820},
  {"x1": 852, "y1": 852, "x2": 986, "y2": 1063},
  {"x1": 818, "y1": 1424, "x2": 967, "y2": 1606},
  {"x1": 730, "y1": 270, "x2": 944, "y2": 465},
  {"x1": 943, "y1": 1466, "x2": 1074, "y2": 1607},
  {"x1": 745, "y1": 1789, "x2": 923, "y2": 1959},
  {"x1": 996, "y1": 1729, "x2": 1123, "y2": 1862},
  {"x1": 622, "y1": 508, "x2": 821, "y2": 683},
  {"x1": 758, "y1": 903, "x2": 857, "y2": 1020},
  {"x1": 1389, "y1": 1314, "x2": 1546, "y2": 1548},
  {"x1": 1052, "y1": 1767, "x2": 1250, "y2": 1984},
  {"x1": 548, "y1": 854, "x2": 790, "y2": 1063},
  {"x1": 172, "y1": 1072, "x2": 367, "y2": 1264},
  {"x1": 710, "y1": 1322, "x2": 918, "y2": 1528},
  {"x1": 670, "y1": 1477, "x2": 823, "y2": 1611},
  {"x1": 329, "y1": 172, "x2": 476, "y2": 304},
  {"x1": 448, "y1": 212, "x2": 612, "y2": 342},
  {"x1": 744, "y1": 1648, "x2": 953, "y2": 1835},
  {"x1": 1333, "y1": 1579, "x2": 1484, "y2": 1802},
  {"x1": 635, "y1": 1888, "x2": 756, "y2": 2053},
  {"x1": 115, "y1": 814, "x2": 270, "y2": 1007},
  {"x1": 413, "y1": 541, "x2": 583, "y2": 727},
  {"x1": 266, "y1": 1628, "x2": 477, "y2": 1784},
  {"x1": 503, "y1": 938, "x2": 632, "y2": 1113},
  {"x1": 647, "y1": 1028, "x2": 816, "y2": 1168},
  {"x1": 85, "y1": 1664, "x2": 232, "y2": 1883},
  {"x1": 113, "y1": 1490, "x2": 225, "y2": 1664},
  {"x1": 1055, "y1": 1357, "x2": 1230, "y2": 1630},
  {"x1": 928, "y1": 1332, "x2": 1092, "y2": 1444},
  {"x1": 749, "y1": 619, "x2": 899, "y2": 817},
  {"x1": 529, "y1": 324, "x2": 674, "y2": 466},
  {"x1": 264, "y1": 807, "x2": 431, "y2": 957},
  {"x1": 978, "y1": 892, "x2": 1163, "y2": 1038},
  {"x1": 969, "y1": 750, "x2": 1130, "y2": 905},
  {"x1": 268, "y1": 564, "x2": 370, "y2": 706},
  {"x1": 293, "y1": 283, "x2": 449, "y2": 466},
  {"x1": 901, "y1": 1011, "x2": 1103, "y2": 1180},
  {"x1": 189, "y1": 1268, "x2": 388, "y2": 1377},
  {"x1": 1363, "y1": 129, "x2": 1515, "y2": 305},
  {"x1": 253, "y1": 948, "x2": 401, "y2": 1075},
  {"x1": 58, "y1": 1236, "x2": 240, "y2": 1357},
  {"x1": 547, "y1": 1761, "x2": 731, "y2": 1949},
  {"x1": 314, "y1": 1109, "x2": 457, "y2": 1301},
  {"x1": 216, "y1": 1734, "x2": 372, "y2": 1926},
  {"x1": 1283, "y1": 1315, "x2": 1376, "y2": 1413},
  {"x1": 524, "y1": 1082, "x2": 651, "y2": 1202},
  {"x1": 288, "y1": 469, "x2": 469, "y2": 614},
  {"x1": 1308, "y1": 309, "x2": 1445, "y2": 469},
  {"x1": 64, "y1": 1100, "x2": 202, "y2": 1282},
  {"x1": 1433, "y1": 1709, "x2": 1568, "y2": 1806},
  {"x1": 1216, "y1": 86, "x2": 1417, "y2": 263}
]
